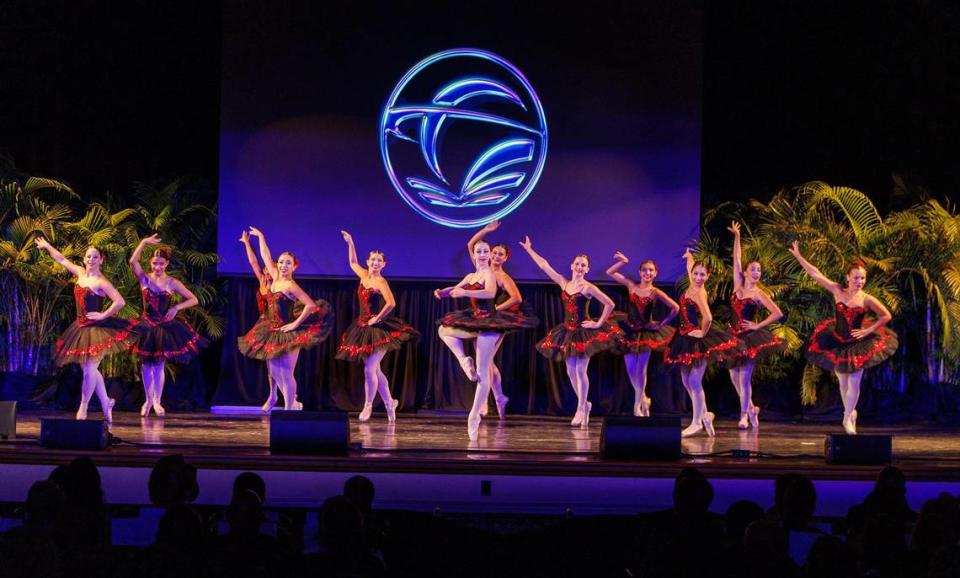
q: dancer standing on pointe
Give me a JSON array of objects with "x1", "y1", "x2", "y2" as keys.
[
  {"x1": 788, "y1": 241, "x2": 897, "y2": 434},
  {"x1": 237, "y1": 227, "x2": 333, "y2": 410},
  {"x1": 336, "y1": 231, "x2": 419, "y2": 422},
  {"x1": 664, "y1": 248, "x2": 744, "y2": 437},
  {"x1": 36, "y1": 238, "x2": 139, "y2": 422},
  {"x1": 435, "y1": 240, "x2": 511, "y2": 440},
  {"x1": 721, "y1": 222, "x2": 785, "y2": 429},
  {"x1": 240, "y1": 230, "x2": 281, "y2": 412},
  {"x1": 521, "y1": 237, "x2": 620, "y2": 428},
  {"x1": 129, "y1": 234, "x2": 206, "y2": 417},
  {"x1": 605, "y1": 252, "x2": 679, "y2": 416},
  {"x1": 466, "y1": 221, "x2": 539, "y2": 419}
]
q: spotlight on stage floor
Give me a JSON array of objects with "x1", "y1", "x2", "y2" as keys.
[
  {"x1": 825, "y1": 434, "x2": 892, "y2": 465},
  {"x1": 40, "y1": 418, "x2": 108, "y2": 450},
  {"x1": 600, "y1": 416, "x2": 681, "y2": 460},
  {"x1": 0, "y1": 401, "x2": 15, "y2": 439},
  {"x1": 269, "y1": 410, "x2": 350, "y2": 455}
]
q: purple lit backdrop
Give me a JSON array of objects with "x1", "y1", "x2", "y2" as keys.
[{"x1": 217, "y1": 4, "x2": 702, "y2": 281}]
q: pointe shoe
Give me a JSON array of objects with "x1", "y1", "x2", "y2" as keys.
[
  {"x1": 459, "y1": 357, "x2": 478, "y2": 382},
  {"x1": 140, "y1": 400, "x2": 151, "y2": 417},
  {"x1": 702, "y1": 412, "x2": 716, "y2": 437},
  {"x1": 495, "y1": 395, "x2": 509, "y2": 420},
  {"x1": 480, "y1": 400, "x2": 489, "y2": 417},
  {"x1": 260, "y1": 393, "x2": 277, "y2": 413},
  {"x1": 738, "y1": 413, "x2": 750, "y2": 430},
  {"x1": 292, "y1": 400, "x2": 303, "y2": 411},
  {"x1": 152, "y1": 401, "x2": 165, "y2": 418},
  {"x1": 681, "y1": 418, "x2": 703, "y2": 437},
  {"x1": 103, "y1": 398, "x2": 116, "y2": 423},
  {"x1": 633, "y1": 401, "x2": 643, "y2": 417},
  {"x1": 386, "y1": 398, "x2": 399, "y2": 423},
  {"x1": 570, "y1": 408, "x2": 584, "y2": 427},
  {"x1": 467, "y1": 412, "x2": 481, "y2": 441},
  {"x1": 76, "y1": 405, "x2": 88, "y2": 421},
  {"x1": 843, "y1": 410, "x2": 858, "y2": 435},
  {"x1": 580, "y1": 402, "x2": 592, "y2": 429},
  {"x1": 748, "y1": 405, "x2": 760, "y2": 429},
  {"x1": 358, "y1": 401, "x2": 373, "y2": 422},
  {"x1": 639, "y1": 396, "x2": 652, "y2": 417}
]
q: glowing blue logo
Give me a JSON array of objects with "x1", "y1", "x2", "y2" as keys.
[{"x1": 380, "y1": 49, "x2": 548, "y2": 228}]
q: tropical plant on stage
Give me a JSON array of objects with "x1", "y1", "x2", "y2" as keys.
[{"x1": 0, "y1": 173, "x2": 223, "y2": 380}]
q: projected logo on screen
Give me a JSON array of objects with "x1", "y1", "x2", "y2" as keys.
[{"x1": 380, "y1": 49, "x2": 548, "y2": 228}]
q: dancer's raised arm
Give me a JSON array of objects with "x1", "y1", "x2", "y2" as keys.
[
  {"x1": 240, "y1": 230, "x2": 267, "y2": 284},
  {"x1": 467, "y1": 220, "x2": 500, "y2": 257},
  {"x1": 35, "y1": 237, "x2": 85, "y2": 278},
  {"x1": 605, "y1": 251, "x2": 635, "y2": 289},
  {"x1": 683, "y1": 247, "x2": 696, "y2": 279},
  {"x1": 130, "y1": 234, "x2": 162, "y2": 284},
  {"x1": 248, "y1": 227, "x2": 279, "y2": 281},
  {"x1": 728, "y1": 222, "x2": 743, "y2": 294},
  {"x1": 788, "y1": 241, "x2": 841, "y2": 296},
  {"x1": 341, "y1": 230, "x2": 367, "y2": 279},
  {"x1": 520, "y1": 236, "x2": 566, "y2": 288}
]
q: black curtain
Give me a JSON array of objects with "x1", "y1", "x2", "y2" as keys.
[{"x1": 213, "y1": 276, "x2": 692, "y2": 416}]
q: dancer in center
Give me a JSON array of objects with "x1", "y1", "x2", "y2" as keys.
[
  {"x1": 466, "y1": 220, "x2": 539, "y2": 419},
  {"x1": 36, "y1": 238, "x2": 139, "y2": 422},
  {"x1": 605, "y1": 252, "x2": 679, "y2": 416},
  {"x1": 521, "y1": 237, "x2": 620, "y2": 428},
  {"x1": 721, "y1": 222, "x2": 785, "y2": 429},
  {"x1": 788, "y1": 241, "x2": 897, "y2": 434},
  {"x1": 237, "y1": 227, "x2": 333, "y2": 410},
  {"x1": 240, "y1": 230, "x2": 281, "y2": 412},
  {"x1": 129, "y1": 234, "x2": 207, "y2": 417},
  {"x1": 664, "y1": 248, "x2": 744, "y2": 437},
  {"x1": 336, "y1": 231, "x2": 419, "y2": 422},
  {"x1": 435, "y1": 240, "x2": 509, "y2": 440}
]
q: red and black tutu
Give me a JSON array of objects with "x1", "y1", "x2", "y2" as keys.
[
  {"x1": 238, "y1": 291, "x2": 333, "y2": 360},
  {"x1": 609, "y1": 292, "x2": 675, "y2": 354},
  {"x1": 805, "y1": 302, "x2": 898, "y2": 373},
  {"x1": 336, "y1": 285, "x2": 419, "y2": 361},
  {"x1": 720, "y1": 293, "x2": 786, "y2": 368},
  {"x1": 664, "y1": 295, "x2": 744, "y2": 367},
  {"x1": 536, "y1": 291, "x2": 623, "y2": 361},
  {"x1": 133, "y1": 287, "x2": 207, "y2": 364},
  {"x1": 438, "y1": 282, "x2": 538, "y2": 333},
  {"x1": 52, "y1": 285, "x2": 139, "y2": 366}
]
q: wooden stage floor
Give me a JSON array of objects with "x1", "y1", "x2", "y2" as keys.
[{"x1": 3, "y1": 410, "x2": 960, "y2": 482}]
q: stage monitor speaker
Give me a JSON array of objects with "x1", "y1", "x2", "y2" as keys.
[
  {"x1": 0, "y1": 401, "x2": 15, "y2": 439},
  {"x1": 270, "y1": 410, "x2": 349, "y2": 455},
  {"x1": 825, "y1": 434, "x2": 892, "y2": 465},
  {"x1": 601, "y1": 415, "x2": 681, "y2": 460},
  {"x1": 40, "y1": 418, "x2": 108, "y2": 450}
]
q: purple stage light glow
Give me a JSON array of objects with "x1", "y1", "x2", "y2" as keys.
[{"x1": 380, "y1": 48, "x2": 549, "y2": 228}]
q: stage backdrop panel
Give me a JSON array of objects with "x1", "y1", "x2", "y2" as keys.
[{"x1": 217, "y1": 2, "x2": 702, "y2": 281}]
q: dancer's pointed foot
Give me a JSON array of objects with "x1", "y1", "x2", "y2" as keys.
[
  {"x1": 480, "y1": 400, "x2": 489, "y2": 417},
  {"x1": 140, "y1": 400, "x2": 151, "y2": 418},
  {"x1": 103, "y1": 397, "x2": 116, "y2": 423},
  {"x1": 639, "y1": 396, "x2": 652, "y2": 417},
  {"x1": 152, "y1": 401, "x2": 165, "y2": 418},
  {"x1": 681, "y1": 418, "x2": 703, "y2": 437},
  {"x1": 260, "y1": 392, "x2": 278, "y2": 413},
  {"x1": 738, "y1": 413, "x2": 750, "y2": 430},
  {"x1": 358, "y1": 401, "x2": 373, "y2": 422},
  {"x1": 843, "y1": 410, "x2": 858, "y2": 435},
  {"x1": 748, "y1": 405, "x2": 760, "y2": 429},
  {"x1": 386, "y1": 398, "x2": 399, "y2": 423},
  {"x1": 702, "y1": 411, "x2": 716, "y2": 437},
  {"x1": 495, "y1": 395, "x2": 509, "y2": 420},
  {"x1": 76, "y1": 405, "x2": 88, "y2": 421},
  {"x1": 292, "y1": 400, "x2": 303, "y2": 411},
  {"x1": 570, "y1": 408, "x2": 584, "y2": 427},
  {"x1": 467, "y1": 411, "x2": 481, "y2": 441},
  {"x1": 459, "y1": 357, "x2": 478, "y2": 382},
  {"x1": 580, "y1": 401, "x2": 592, "y2": 429}
]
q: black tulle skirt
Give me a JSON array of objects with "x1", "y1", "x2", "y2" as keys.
[
  {"x1": 52, "y1": 317, "x2": 140, "y2": 366},
  {"x1": 720, "y1": 327, "x2": 787, "y2": 368},
  {"x1": 134, "y1": 317, "x2": 208, "y2": 364},
  {"x1": 439, "y1": 304, "x2": 539, "y2": 333},
  {"x1": 664, "y1": 326, "x2": 744, "y2": 367},
  {"x1": 805, "y1": 319, "x2": 898, "y2": 373},
  {"x1": 609, "y1": 313, "x2": 676, "y2": 354},
  {"x1": 536, "y1": 320, "x2": 623, "y2": 361},
  {"x1": 336, "y1": 316, "x2": 420, "y2": 362},
  {"x1": 237, "y1": 299, "x2": 334, "y2": 360}
]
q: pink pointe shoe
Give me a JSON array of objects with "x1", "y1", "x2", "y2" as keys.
[
  {"x1": 103, "y1": 398, "x2": 116, "y2": 423},
  {"x1": 141, "y1": 399, "x2": 152, "y2": 417},
  {"x1": 738, "y1": 413, "x2": 750, "y2": 430},
  {"x1": 580, "y1": 402, "x2": 592, "y2": 429},
  {"x1": 459, "y1": 357, "x2": 478, "y2": 382},
  {"x1": 495, "y1": 395, "x2": 509, "y2": 420},
  {"x1": 748, "y1": 405, "x2": 760, "y2": 429},
  {"x1": 702, "y1": 412, "x2": 716, "y2": 437},
  {"x1": 570, "y1": 407, "x2": 584, "y2": 427},
  {"x1": 260, "y1": 391, "x2": 277, "y2": 413},
  {"x1": 467, "y1": 412, "x2": 481, "y2": 441},
  {"x1": 386, "y1": 398, "x2": 399, "y2": 423},
  {"x1": 358, "y1": 402, "x2": 373, "y2": 422}
]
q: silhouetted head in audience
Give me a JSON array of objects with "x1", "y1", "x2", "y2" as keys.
[
  {"x1": 227, "y1": 489, "x2": 265, "y2": 538},
  {"x1": 149, "y1": 454, "x2": 199, "y2": 507},
  {"x1": 780, "y1": 474, "x2": 816, "y2": 531},
  {"x1": 343, "y1": 475, "x2": 375, "y2": 513},
  {"x1": 724, "y1": 500, "x2": 765, "y2": 546},
  {"x1": 673, "y1": 468, "x2": 713, "y2": 516},
  {"x1": 156, "y1": 504, "x2": 204, "y2": 550},
  {"x1": 233, "y1": 472, "x2": 266, "y2": 503},
  {"x1": 48, "y1": 456, "x2": 103, "y2": 512},
  {"x1": 24, "y1": 480, "x2": 66, "y2": 529},
  {"x1": 320, "y1": 495, "x2": 365, "y2": 552},
  {"x1": 912, "y1": 493, "x2": 960, "y2": 556},
  {"x1": 866, "y1": 465, "x2": 909, "y2": 510}
]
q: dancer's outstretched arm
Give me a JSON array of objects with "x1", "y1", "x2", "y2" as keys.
[
  {"x1": 467, "y1": 220, "x2": 500, "y2": 257},
  {"x1": 605, "y1": 251, "x2": 636, "y2": 289},
  {"x1": 519, "y1": 236, "x2": 567, "y2": 289},
  {"x1": 34, "y1": 237, "x2": 85, "y2": 278},
  {"x1": 240, "y1": 230, "x2": 267, "y2": 285},
  {"x1": 130, "y1": 234, "x2": 162, "y2": 285},
  {"x1": 341, "y1": 230, "x2": 367, "y2": 278},
  {"x1": 451, "y1": 268, "x2": 496, "y2": 299},
  {"x1": 788, "y1": 241, "x2": 841, "y2": 297},
  {"x1": 728, "y1": 222, "x2": 743, "y2": 295},
  {"x1": 248, "y1": 227, "x2": 279, "y2": 281}
]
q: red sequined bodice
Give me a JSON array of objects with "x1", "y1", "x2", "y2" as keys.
[
  {"x1": 562, "y1": 291, "x2": 592, "y2": 330},
  {"x1": 141, "y1": 286, "x2": 174, "y2": 322},
  {"x1": 834, "y1": 302, "x2": 868, "y2": 341},
  {"x1": 73, "y1": 285, "x2": 104, "y2": 326},
  {"x1": 678, "y1": 294, "x2": 702, "y2": 335},
  {"x1": 357, "y1": 284, "x2": 384, "y2": 322}
]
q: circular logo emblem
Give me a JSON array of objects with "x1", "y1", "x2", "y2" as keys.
[{"x1": 380, "y1": 49, "x2": 548, "y2": 228}]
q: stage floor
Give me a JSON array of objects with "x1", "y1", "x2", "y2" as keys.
[{"x1": 3, "y1": 410, "x2": 960, "y2": 482}]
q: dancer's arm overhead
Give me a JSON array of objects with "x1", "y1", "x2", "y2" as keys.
[
  {"x1": 130, "y1": 234, "x2": 162, "y2": 284},
  {"x1": 35, "y1": 237, "x2": 85, "y2": 278},
  {"x1": 248, "y1": 227, "x2": 279, "y2": 281},
  {"x1": 605, "y1": 251, "x2": 636, "y2": 289},
  {"x1": 788, "y1": 241, "x2": 842, "y2": 298},
  {"x1": 341, "y1": 230, "x2": 368, "y2": 279},
  {"x1": 519, "y1": 236, "x2": 567, "y2": 289},
  {"x1": 240, "y1": 230, "x2": 267, "y2": 285}
]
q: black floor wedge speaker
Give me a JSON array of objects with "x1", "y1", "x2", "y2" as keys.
[
  {"x1": 601, "y1": 415, "x2": 681, "y2": 460},
  {"x1": 269, "y1": 410, "x2": 350, "y2": 455},
  {"x1": 825, "y1": 434, "x2": 892, "y2": 465},
  {"x1": 40, "y1": 418, "x2": 108, "y2": 450}
]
